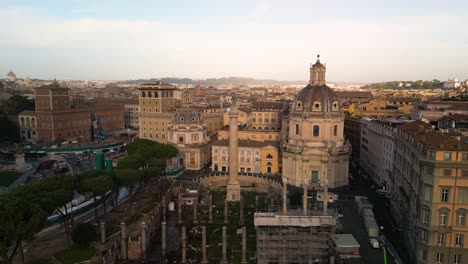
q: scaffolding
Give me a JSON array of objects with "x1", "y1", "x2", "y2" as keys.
[{"x1": 254, "y1": 212, "x2": 337, "y2": 264}]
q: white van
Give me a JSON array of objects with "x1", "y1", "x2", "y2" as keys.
[{"x1": 368, "y1": 238, "x2": 380, "y2": 249}]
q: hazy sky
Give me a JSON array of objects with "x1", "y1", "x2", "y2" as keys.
[{"x1": 0, "y1": 0, "x2": 467, "y2": 82}]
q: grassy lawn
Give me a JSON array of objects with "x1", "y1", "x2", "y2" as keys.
[
  {"x1": 0, "y1": 170, "x2": 21, "y2": 187},
  {"x1": 181, "y1": 192, "x2": 270, "y2": 263},
  {"x1": 54, "y1": 245, "x2": 95, "y2": 264}
]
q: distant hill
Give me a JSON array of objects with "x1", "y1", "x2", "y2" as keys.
[
  {"x1": 361, "y1": 80, "x2": 443, "y2": 90},
  {"x1": 116, "y1": 77, "x2": 307, "y2": 86}
]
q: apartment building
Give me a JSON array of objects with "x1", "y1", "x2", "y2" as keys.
[
  {"x1": 360, "y1": 117, "x2": 411, "y2": 190},
  {"x1": 391, "y1": 121, "x2": 468, "y2": 264}
]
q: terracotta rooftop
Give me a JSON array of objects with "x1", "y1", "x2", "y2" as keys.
[
  {"x1": 252, "y1": 101, "x2": 283, "y2": 110},
  {"x1": 35, "y1": 82, "x2": 69, "y2": 90},
  {"x1": 335, "y1": 91, "x2": 373, "y2": 99},
  {"x1": 398, "y1": 121, "x2": 468, "y2": 151},
  {"x1": 440, "y1": 114, "x2": 468, "y2": 122},
  {"x1": 212, "y1": 139, "x2": 278, "y2": 148}
]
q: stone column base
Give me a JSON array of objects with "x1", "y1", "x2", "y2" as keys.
[{"x1": 226, "y1": 183, "x2": 241, "y2": 201}]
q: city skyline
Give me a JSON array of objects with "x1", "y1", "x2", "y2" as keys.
[{"x1": 1, "y1": 0, "x2": 468, "y2": 82}]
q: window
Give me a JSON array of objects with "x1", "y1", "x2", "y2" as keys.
[
  {"x1": 463, "y1": 153, "x2": 468, "y2": 160},
  {"x1": 295, "y1": 124, "x2": 300, "y2": 135},
  {"x1": 311, "y1": 171, "x2": 319, "y2": 184},
  {"x1": 437, "y1": 253, "x2": 443, "y2": 263},
  {"x1": 421, "y1": 229, "x2": 428, "y2": 242},
  {"x1": 441, "y1": 188, "x2": 450, "y2": 202},
  {"x1": 333, "y1": 125, "x2": 338, "y2": 137},
  {"x1": 457, "y1": 210, "x2": 466, "y2": 226},
  {"x1": 454, "y1": 254, "x2": 461, "y2": 264},
  {"x1": 459, "y1": 189, "x2": 468, "y2": 203},
  {"x1": 424, "y1": 185, "x2": 433, "y2": 201},
  {"x1": 423, "y1": 209, "x2": 431, "y2": 226},
  {"x1": 421, "y1": 250, "x2": 427, "y2": 260},
  {"x1": 444, "y1": 169, "x2": 451, "y2": 176},
  {"x1": 455, "y1": 234, "x2": 464, "y2": 247},
  {"x1": 444, "y1": 152, "x2": 451, "y2": 160},
  {"x1": 438, "y1": 233, "x2": 446, "y2": 245},
  {"x1": 266, "y1": 154, "x2": 273, "y2": 159},
  {"x1": 462, "y1": 170, "x2": 468, "y2": 177},
  {"x1": 313, "y1": 125, "x2": 320, "y2": 137},
  {"x1": 440, "y1": 211, "x2": 448, "y2": 227}
]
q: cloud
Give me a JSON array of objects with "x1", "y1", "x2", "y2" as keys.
[{"x1": 0, "y1": 4, "x2": 467, "y2": 82}]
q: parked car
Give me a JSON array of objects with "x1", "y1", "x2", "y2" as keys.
[
  {"x1": 369, "y1": 238, "x2": 380, "y2": 249},
  {"x1": 376, "y1": 189, "x2": 390, "y2": 197}
]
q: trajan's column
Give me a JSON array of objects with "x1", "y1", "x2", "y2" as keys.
[{"x1": 226, "y1": 98, "x2": 241, "y2": 201}]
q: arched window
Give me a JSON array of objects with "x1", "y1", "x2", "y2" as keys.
[
  {"x1": 141, "y1": 91, "x2": 146, "y2": 97},
  {"x1": 295, "y1": 124, "x2": 300, "y2": 135},
  {"x1": 333, "y1": 125, "x2": 338, "y2": 137},
  {"x1": 439, "y1": 208, "x2": 450, "y2": 227},
  {"x1": 313, "y1": 125, "x2": 320, "y2": 137}
]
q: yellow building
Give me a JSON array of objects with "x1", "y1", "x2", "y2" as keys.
[
  {"x1": 217, "y1": 128, "x2": 280, "y2": 142},
  {"x1": 211, "y1": 139, "x2": 279, "y2": 175},
  {"x1": 223, "y1": 107, "x2": 251, "y2": 127},
  {"x1": 138, "y1": 82, "x2": 178, "y2": 143},
  {"x1": 392, "y1": 121, "x2": 468, "y2": 263},
  {"x1": 352, "y1": 98, "x2": 405, "y2": 118}
]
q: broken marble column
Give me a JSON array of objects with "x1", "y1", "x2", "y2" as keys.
[
  {"x1": 162, "y1": 195, "x2": 167, "y2": 222},
  {"x1": 100, "y1": 222, "x2": 106, "y2": 244},
  {"x1": 255, "y1": 195, "x2": 259, "y2": 211},
  {"x1": 178, "y1": 193, "x2": 183, "y2": 224},
  {"x1": 201, "y1": 226, "x2": 208, "y2": 264},
  {"x1": 208, "y1": 194, "x2": 213, "y2": 224},
  {"x1": 282, "y1": 178, "x2": 288, "y2": 216},
  {"x1": 241, "y1": 226, "x2": 247, "y2": 264},
  {"x1": 221, "y1": 226, "x2": 227, "y2": 264},
  {"x1": 162, "y1": 221, "x2": 167, "y2": 258},
  {"x1": 303, "y1": 183, "x2": 308, "y2": 216},
  {"x1": 181, "y1": 226, "x2": 187, "y2": 263},
  {"x1": 224, "y1": 199, "x2": 228, "y2": 224},
  {"x1": 239, "y1": 196, "x2": 244, "y2": 225},
  {"x1": 120, "y1": 222, "x2": 127, "y2": 260},
  {"x1": 193, "y1": 199, "x2": 198, "y2": 224},
  {"x1": 141, "y1": 222, "x2": 147, "y2": 260}
]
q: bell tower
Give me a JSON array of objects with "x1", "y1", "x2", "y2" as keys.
[{"x1": 309, "y1": 54, "x2": 326, "y2": 86}]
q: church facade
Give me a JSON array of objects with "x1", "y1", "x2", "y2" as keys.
[{"x1": 281, "y1": 56, "x2": 350, "y2": 189}]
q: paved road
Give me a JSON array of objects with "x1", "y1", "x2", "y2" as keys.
[{"x1": 338, "y1": 164, "x2": 411, "y2": 264}]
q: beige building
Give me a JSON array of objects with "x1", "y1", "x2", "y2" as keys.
[
  {"x1": 282, "y1": 56, "x2": 350, "y2": 189},
  {"x1": 124, "y1": 104, "x2": 139, "y2": 129},
  {"x1": 18, "y1": 110, "x2": 37, "y2": 142},
  {"x1": 212, "y1": 139, "x2": 279, "y2": 175},
  {"x1": 167, "y1": 108, "x2": 211, "y2": 171},
  {"x1": 138, "y1": 82, "x2": 178, "y2": 143},
  {"x1": 391, "y1": 121, "x2": 468, "y2": 264}
]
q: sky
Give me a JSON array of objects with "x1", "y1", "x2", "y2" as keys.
[{"x1": 0, "y1": 0, "x2": 467, "y2": 83}]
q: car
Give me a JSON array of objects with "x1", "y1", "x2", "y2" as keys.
[
  {"x1": 369, "y1": 238, "x2": 380, "y2": 249},
  {"x1": 337, "y1": 209, "x2": 344, "y2": 218},
  {"x1": 376, "y1": 189, "x2": 390, "y2": 197}
]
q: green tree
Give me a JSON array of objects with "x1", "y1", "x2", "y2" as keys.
[
  {"x1": 10, "y1": 175, "x2": 77, "y2": 245},
  {"x1": 1, "y1": 95, "x2": 35, "y2": 116},
  {"x1": 0, "y1": 194, "x2": 46, "y2": 264},
  {"x1": 77, "y1": 173, "x2": 112, "y2": 220},
  {"x1": 116, "y1": 156, "x2": 143, "y2": 170},
  {"x1": 113, "y1": 169, "x2": 141, "y2": 202}
]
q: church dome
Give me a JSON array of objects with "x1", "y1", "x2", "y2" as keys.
[
  {"x1": 6, "y1": 70, "x2": 16, "y2": 82},
  {"x1": 173, "y1": 108, "x2": 203, "y2": 124},
  {"x1": 292, "y1": 55, "x2": 340, "y2": 113}
]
